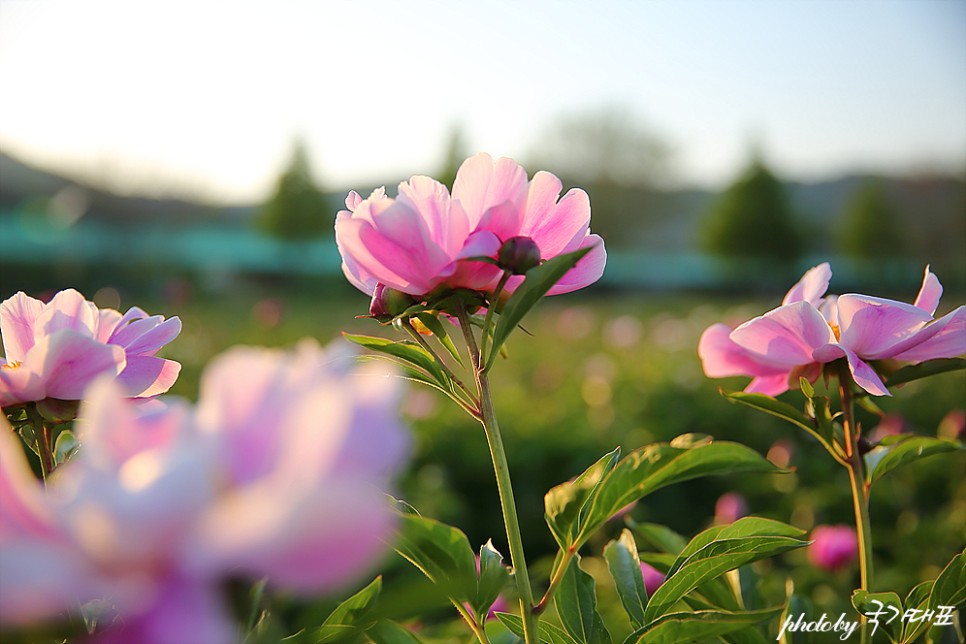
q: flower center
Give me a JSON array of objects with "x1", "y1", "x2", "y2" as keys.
[
  {"x1": 1, "y1": 360, "x2": 22, "y2": 370},
  {"x1": 828, "y1": 323, "x2": 841, "y2": 341}
]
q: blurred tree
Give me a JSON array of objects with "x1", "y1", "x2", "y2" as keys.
[
  {"x1": 837, "y1": 179, "x2": 906, "y2": 259},
  {"x1": 436, "y1": 125, "x2": 470, "y2": 190},
  {"x1": 700, "y1": 156, "x2": 802, "y2": 261},
  {"x1": 255, "y1": 141, "x2": 330, "y2": 240},
  {"x1": 526, "y1": 104, "x2": 672, "y2": 188}
]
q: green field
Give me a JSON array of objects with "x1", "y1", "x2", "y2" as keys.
[{"x1": 138, "y1": 282, "x2": 965, "y2": 638}]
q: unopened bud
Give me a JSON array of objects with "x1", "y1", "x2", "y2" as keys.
[
  {"x1": 497, "y1": 236, "x2": 541, "y2": 275},
  {"x1": 369, "y1": 284, "x2": 417, "y2": 320}
]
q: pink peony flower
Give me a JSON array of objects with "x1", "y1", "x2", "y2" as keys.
[
  {"x1": 699, "y1": 264, "x2": 965, "y2": 396},
  {"x1": 807, "y1": 524, "x2": 858, "y2": 571},
  {"x1": 714, "y1": 492, "x2": 749, "y2": 525},
  {"x1": 334, "y1": 154, "x2": 606, "y2": 304},
  {"x1": 0, "y1": 289, "x2": 182, "y2": 408},
  {"x1": 187, "y1": 340, "x2": 409, "y2": 593},
  {"x1": 453, "y1": 153, "x2": 606, "y2": 295},
  {"x1": 0, "y1": 339, "x2": 409, "y2": 641},
  {"x1": 335, "y1": 182, "x2": 502, "y2": 299},
  {"x1": 640, "y1": 562, "x2": 666, "y2": 597}
]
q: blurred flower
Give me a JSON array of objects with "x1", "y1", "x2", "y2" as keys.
[
  {"x1": 640, "y1": 562, "x2": 666, "y2": 597},
  {"x1": 869, "y1": 413, "x2": 906, "y2": 443},
  {"x1": 699, "y1": 264, "x2": 965, "y2": 396},
  {"x1": 714, "y1": 492, "x2": 749, "y2": 524},
  {"x1": 188, "y1": 340, "x2": 409, "y2": 593},
  {"x1": 808, "y1": 525, "x2": 858, "y2": 571},
  {"x1": 0, "y1": 289, "x2": 181, "y2": 408},
  {"x1": 0, "y1": 339, "x2": 409, "y2": 641},
  {"x1": 938, "y1": 409, "x2": 965, "y2": 440}
]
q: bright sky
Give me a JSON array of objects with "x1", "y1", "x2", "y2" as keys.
[{"x1": 0, "y1": 0, "x2": 963, "y2": 203}]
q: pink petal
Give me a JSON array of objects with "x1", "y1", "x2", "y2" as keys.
[
  {"x1": 345, "y1": 190, "x2": 363, "y2": 211},
  {"x1": 25, "y1": 330, "x2": 126, "y2": 401},
  {"x1": 889, "y1": 305, "x2": 966, "y2": 363},
  {"x1": 94, "y1": 308, "x2": 123, "y2": 343},
  {"x1": 477, "y1": 200, "x2": 525, "y2": 242},
  {"x1": 813, "y1": 343, "x2": 890, "y2": 396},
  {"x1": 746, "y1": 373, "x2": 797, "y2": 396},
  {"x1": 32, "y1": 289, "x2": 97, "y2": 338},
  {"x1": 700, "y1": 323, "x2": 782, "y2": 379},
  {"x1": 837, "y1": 294, "x2": 932, "y2": 359},
  {"x1": 913, "y1": 266, "x2": 942, "y2": 316},
  {"x1": 0, "y1": 364, "x2": 44, "y2": 408},
  {"x1": 451, "y1": 230, "x2": 503, "y2": 291},
  {"x1": 111, "y1": 317, "x2": 182, "y2": 356},
  {"x1": 1, "y1": 292, "x2": 44, "y2": 362},
  {"x1": 521, "y1": 176, "x2": 592, "y2": 258},
  {"x1": 730, "y1": 302, "x2": 835, "y2": 368},
  {"x1": 452, "y1": 153, "x2": 528, "y2": 227},
  {"x1": 545, "y1": 234, "x2": 607, "y2": 295},
  {"x1": 116, "y1": 355, "x2": 182, "y2": 398},
  {"x1": 336, "y1": 213, "x2": 434, "y2": 295},
  {"x1": 783, "y1": 263, "x2": 832, "y2": 306},
  {"x1": 397, "y1": 175, "x2": 467, "y2": 254}
]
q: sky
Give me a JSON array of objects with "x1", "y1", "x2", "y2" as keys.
[{"x1": 0, "y1": 0, "x2": 964, "y2": 203}]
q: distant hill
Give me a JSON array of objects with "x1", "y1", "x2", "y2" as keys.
[{"x1": 2, "y1": 151, "x2": 963, "y2": 262}]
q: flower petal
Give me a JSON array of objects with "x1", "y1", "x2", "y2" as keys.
[
  {"x1": 27, "y1": 329, "x2": 126, "y2": 401},
  {"x1": 730, "y1": 301, "x2": 835, "y2": 368},
  {"x1": 783, "y1": 263, "x2": 832, "y2": 306},
  {"x1": 452, "y1": 153, "x2": 528, "y2": 228},
  {"x1": 837, "y1": 294, "x2": 932, "y2": 359},
  {"x1": 913, "y1": 265, "x2": 942, "y2": 316},
  {"x1": 521, "y1": 175, "x2": 592, "y2": 258},
  {"x1": 116, "y1": 355, "x2": 182, "y2": 398},
  {"x1": 32, "y1": 289, "x2": 97, "y2": 338},
  {"x1": 0, "y1": 292, "x2": 44, "y2": 362},
  {"x1": 111, "y1": 317, "x2": 182, "y2": 356},
  {"x1": 813, "y1": 343, "x2": 890, "y2": 396},
  {"x1": 545, "y1": 234, "x2": 607, "y2": 295},
  {"x1": 889, "y1": 305, "x2": 966, "y2": 363}
]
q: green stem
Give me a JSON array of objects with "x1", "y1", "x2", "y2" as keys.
[
  {"x1": 402, "y1": 321, "x2": 480, "y2": 414},
  {"x1": 25, "y1": 403, "x2": 53, "y2": 483},
  {"x1": 838, "y1": 363, "x2": 874, "y2": 644},
  {"x1": 452, "y1": 600, "x2": 492, "y2": 644},
  {"x1": 480, "y1": 271, "x2": 511, "y2": 365},
  {"x1": 535, "y1": 548, "x2": 576, "y2": 614},
  {"x1": 457, "y1": 304, "x2": 539, "y2": 644}
]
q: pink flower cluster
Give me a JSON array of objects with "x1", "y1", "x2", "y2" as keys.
[
  {"x1": 699, "y1": 264, "x2": 965, "y2": 396},
  {"x1": 335, "y1": 153, "x2": 606, "y2": 304},
  {"x1": 0, "y1": 340, "x2": 408, "y2": 643},
  {"x1": 1, "y1": 289, "x2": 182, "y2": 408}
]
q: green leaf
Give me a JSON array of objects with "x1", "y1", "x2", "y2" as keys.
[
  {"x1": 645, "y1": 518, "x2": 808, "y2": 623},
  {"x1": 343, "y1": 333, "x2": 448, "y2": 387},
  {"x1": 604, "y1": 529, "x2": 649, "y2": 628},
  {"x1": 724, "y1": 391, "x2": 841, "y2": 458},
  {"x1": 414, "y1": 312, "x2": 464, "y2": 366},
  {"x1": 627, "y1": 521, "x2": 689, "y2": 556},
  {"x1": 851, "y1": 590, "x2": 903, "y2": 644},
  {"x1": 554, "y1": 554, "x2": 612, "y2": 644},
  {"x1": 928, "y1": 549, "x2": 966, "y2": 609},
  {"x1": 495, "y1": 612, "x2": 581, "y2": 644},
  {"x1": 545, "y1": 447, "x2": 621, "y2": 550},
  {"x1": 365, "y1": 620, "x2": 425, "y2": 643},
  {"x1": 867, "y1": 435, "x2": 964, "y2": 486},
  {"x1": 899, "y1": 581, "x2": 934, "y2": 644},
  {"x1": 625, "y1": 606, "x2": 782, "y2": 644},
  {"x1": 53, "y1": 429, "x2": 79, "y2": 465},
  {"x1": 474, "y1": 539, "x2": 510, "y2": 622},
  {"x1": 885, "y1": 357, "x2": 966, "y2": 388},
  {"x1": 391, "y1": 514, "x2": 478, "y2": 605},
  {"x1": 576, "y1": 441, "x2": 785, "y2": 547},
  {"x1": 316, "y1": 576, "x2": 382, "y2": 643},
  {"x1": 486, "y1": 247, "x2": 592, "y2": 370}
]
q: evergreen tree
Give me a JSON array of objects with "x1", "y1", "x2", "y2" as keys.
[
  {"x1": 255, "y1": 142, "x2": 330, "y2": 240},
  {"x1": 838, "y1": 179, "x2": 905, "y2": 259},
  {"x1": 701, "y1": 158, "x2": 801, "y2": 261},
  {"x1": 437, "y1": 125, "x2": 469, "y2": 191}
]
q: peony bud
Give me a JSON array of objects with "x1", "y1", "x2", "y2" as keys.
[
  {"x1": 369, "y1": 284, "x2": 418, "y2": 321},
  {"x1": 497, "y1": 236, "x2": 542, "y2": 275}
]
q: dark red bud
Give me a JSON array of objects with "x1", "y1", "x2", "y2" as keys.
[{"x1": 497, "y1": 236, "x2": 541, "y2": 275}]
